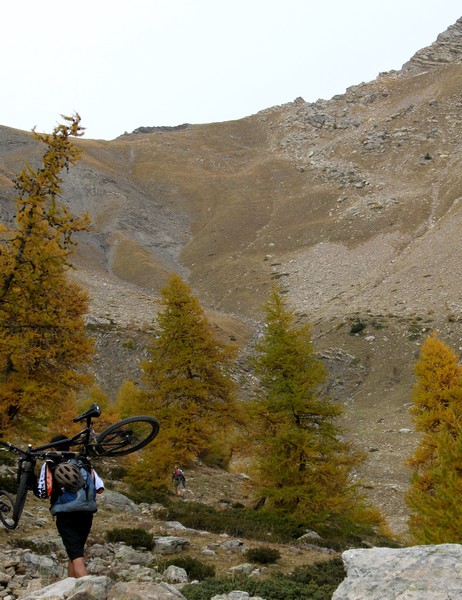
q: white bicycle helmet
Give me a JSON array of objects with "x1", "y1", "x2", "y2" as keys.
[{"x1": 53, "y1": 462, "x2": 84, "y2": 492}]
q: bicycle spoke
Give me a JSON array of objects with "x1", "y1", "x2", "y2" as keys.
[{"x1": 96, "y1": 416, "x2": 159, "y2": 457}]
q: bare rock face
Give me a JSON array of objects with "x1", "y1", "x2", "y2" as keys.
[
  {"x1": 402, "y1": 17, "x2": 462, "y2": 74},
  {"x1": 332, "y1": 544, "x2": 462, "y2": 599}
]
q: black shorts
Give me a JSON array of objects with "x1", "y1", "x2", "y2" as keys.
[{"x1": 55, "y1": 512, "x2": 94, "y2": 561}]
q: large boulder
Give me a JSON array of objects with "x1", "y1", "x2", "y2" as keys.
[
  {"x1": 98, "y1": 490, "x2": 140, "y2": 513},
  {"x1": 332, "y1": 543, "x2": 462, "y2": 599},
  {"x1": 18, "y1": 575, "x2": 113, "y2": 599}
]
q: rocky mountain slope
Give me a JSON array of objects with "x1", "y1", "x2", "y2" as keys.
[{"x1": 0, "y1": 17, "x2": 461, "y2": 536}]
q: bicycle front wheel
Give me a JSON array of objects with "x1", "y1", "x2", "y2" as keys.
[
  {"x1": 0, "y1": 490, "x2": 17, "y2": 530},
  {"x1": 12, "y1": 471, "x2": 29, "y2": 524},
  {"x1": 96, "y1": 416, "x2": 159, "y2": 457}
]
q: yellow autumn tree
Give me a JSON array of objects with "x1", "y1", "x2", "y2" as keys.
[
  {"x1": 0, "y1": 115, "x2": 94, "y2": 439},
  {"x1": 406, "y1": 333, "x2": 462, "y2": 542},
  {"x1": 126, "y1": 273, "x2": 243, "y2": 488}
]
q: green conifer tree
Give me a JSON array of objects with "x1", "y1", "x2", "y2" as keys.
[
  {"x1": 128, "y1": 273, "x2": 242, "y2": 487},
  {"x1": 249, "y1": 286, "x2": 374, "y2": 526},
  {"x1": 406, "y1": 333, "x2": 462, "y2": 542},
  {"x1": 0, "y1": 115, "x2": 94, "y2": 437}
]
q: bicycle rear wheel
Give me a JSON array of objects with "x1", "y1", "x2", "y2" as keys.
[
  {"x1": 0, "y1": 490, "x2": 17, "y2": 530},
  {"x1": 96, "y1": 416, "x2": 159, "y2": 457}
]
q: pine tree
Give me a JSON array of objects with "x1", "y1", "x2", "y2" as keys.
[
  {"x1": 407, "y1": 432, "x2": 462, "y2": 543},
  {"x1": 128, "y1": 273, "x2": 242, "y2": 486},
  {"x1": 406, "y1": 333, "x2": 462, "y2": 542},
  {"x1": 249, "y1": 286, "x2": 373, "y2": 525},
  {"x1": 0, "y1": 115, "x2": 94, "y2": 437}
]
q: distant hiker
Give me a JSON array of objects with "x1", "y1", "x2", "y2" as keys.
[
  {"x1": 35, "y1": 434, "x2": 105, "y2": 578},
  {"x1": 172, "y1": 466, "x2": 186, "y2": 497}
]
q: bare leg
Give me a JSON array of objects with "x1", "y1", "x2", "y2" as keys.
[{"x1": 68, "y1": 557, "x2": 88, "y2": 578}]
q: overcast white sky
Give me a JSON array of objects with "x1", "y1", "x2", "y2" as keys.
[{"x1": 2, "y1": 1, "x2": 461, "y2": 140}]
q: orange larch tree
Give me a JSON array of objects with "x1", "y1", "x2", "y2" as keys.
[
  {"x1": 0, "y1": 115, "x2": 94, "y2": 438},
  {"x1": 406, "y1": 333, "x2": 462, "y2": 542}
]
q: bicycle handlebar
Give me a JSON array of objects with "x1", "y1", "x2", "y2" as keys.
[
  {"x1": 0, "y1": 441, "x2": 81, "y2": 461},
  {"x1": 0, "y1": 403, "x2": 102, "y2": 460}
]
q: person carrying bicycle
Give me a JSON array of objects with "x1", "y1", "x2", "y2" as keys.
[{"x1": 35, "y1": 434, "x2": 104, "y2": 579}]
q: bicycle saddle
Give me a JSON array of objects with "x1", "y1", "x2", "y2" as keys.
[{"x1": 73, "y1": 403, "x2": 101, "y2": 423}]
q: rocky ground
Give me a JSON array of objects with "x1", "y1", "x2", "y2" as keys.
[{"x1": 0, "y1": 463, "x2": 337, "y2": 599}]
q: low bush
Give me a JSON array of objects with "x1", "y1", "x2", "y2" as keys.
[
  {"x1": 0, "y1": 475, "x2": 16, "y2": 494},
  {"x1": 244, "y1": 546, "x2": 281, "y2": 564},
  {"x1": 103, "y1": 465, "x2": 128, "y2": 481},
  {"x1": 291, "y1": 557, "x2": 346, "y2": 586},
  {"x1": 181, "y1": 559, "x2": 345, "y2": 600},
  {"x1": 0, "y1": 452, "x2": 17, "y2": 467},
  {"x1": 159, "y1": 555, "x2": 215, "y2": 581},
  {"x1": 349, "y1": 320, "x2": 366, "y2": 334},
  {"x1": 124, "y1": 483, "x2": 171, "y2": 505},
  {"x1": 198, "y1": 439, "x2": 232, "y2": 469},
  {"x1": 105, "y1": 527, "x2": 154, "y2": 550},
  {"x1": 166, "y1": 501, "x2": 307, "y2": 543},
  {"x1": 166, "y1": 500, "x2": 395, "y2": 549},
  {"x1": 11, "y1": 538, "x2": 60, "y2": 555}
]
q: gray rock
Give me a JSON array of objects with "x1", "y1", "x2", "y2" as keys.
[
  {"x1": 114, "y1": 545, "x2": 152, "y2": 565},
  {"x1": 68, "y1": 575, "x2": 114, "y2": 599},
  {"x1": 22, "y1": 552, "x2": 64, "y2": 579},
  {"x1": 152, "y1": 536, "x2": 190, "y2": 555},
  {"x1": 19, "y1": 575, "x2": 114, "y2": 600},
  {"x1": 297, "y1": 529, "x2": 321, "y2": 541},
  {"x1": 228, "y1": 563, "x2": 254, "y2": 575},
  {"x1": 165, "y1": 520, "x2": 187, "y2": 530},
  {"x1": 107, "y1": 581, "x2": 186, "y2": 599},
  {"x1": 98, "y1": 490, "x2": 140, "y2": 512},
  {"x1": 221, "y1": 539, "x2": 246, "y2": 552},
  {"x1": 162, "y1": 565, "x2": 188, "y2": 583},
  {"x1": 332, "y1": 543, "x2": 462, "y2": 599}
]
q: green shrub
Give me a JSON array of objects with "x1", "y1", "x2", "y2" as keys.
[
  {"x1": 198, "y1": 440, "x2": 232, "y2": 469},
  {"x1": 291, "y1": 557, "x2": 346, "y2": 586},
  {"x1": 0, "y1": 475, "x2": 17, "y2": 493},
  {"x1": 105, "y1": 527, "x2": 154, "y2": 550},
  {"x1": 166, "y1": 502, "x2": 307, "y2": 543},
  {"x1": 244, "y1": 546, "x2": 281, "y2": 564},
  {"x1": 11, "y1": 538, "x2": 60, "y2": 555},
  {"x1": 181, "y1": 571, "x2": 340, "y2": 600},
  {"x1": 159, "y1": 555, "x2": 215, "y2": 581},
  {"x1": 165, "y1": 499, "x2": 396, "y2": 549},
  {"x1": 104, "y1": 465, "x2": 128, "y2": 480},
  {"x1": 0, "y1": 452, "x2": 17, "y2": 467},
  {"x1": 349, "y1": 320, "x2": 366, "y2": 334},
  {"x1": 124, "y1": 482, "x2": 171, "y2": 505}
]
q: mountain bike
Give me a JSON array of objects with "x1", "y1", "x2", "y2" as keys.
[{"x1": 0, "y1": 403, "x2": 159, "y2": 530}]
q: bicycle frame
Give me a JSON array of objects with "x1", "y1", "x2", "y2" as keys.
[
  {"x1": 0, "y1": 403, "x2": 159, "y2": 529},
  {"x1": 0, "y1": 403, "x2": 102, "y2": 530}
]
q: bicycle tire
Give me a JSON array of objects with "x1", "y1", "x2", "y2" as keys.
[
  {"x1": 0, "y1": 490, "x2": 17, "y2": 530},
  {"x1": 96, "y1": 416, "x2": 159, "y2": 457},
  {"x1": 12, "y1": 471, "x2": 29, "y2": 524}
]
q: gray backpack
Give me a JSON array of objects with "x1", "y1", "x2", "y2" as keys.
[{"x1": 50, "y1": 458, "x2": 97, "y2": 515}]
